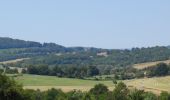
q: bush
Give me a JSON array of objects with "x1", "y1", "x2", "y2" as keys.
[
  {"x1": 45, "y1": 88, "x2": 66, "y2": 100},
  {"x1": 143, "y1": 92, "x2": 157, "y2": 100},
  {"x1": 0, "y1": 75, "x2": 24, "y2": 100},
  {"x1": 112, "y1": 82, "x2": 129, "y2": 100},
  {"x1": 159, "y1": 91, "x2": 170, "y2": 100}
]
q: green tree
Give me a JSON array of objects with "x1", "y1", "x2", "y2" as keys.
[
  {"x1": 82, "y1": 93, "x2": 95, "y2": 100},
  {"x1": 143, "y1": 92, "x2": 157, "y2": 100},
  {"x1": 66, "y1": 90, "x2": 84, "y2": 100},
  {"x1": 147, "y1": 63, "x2": 169, "y2": 77},
  {"x1": 87, "y1": 66, "x2": 99, "y2": 76},
  {"x1": 45, "y1": 88, "x2": 66, "y2": 100},
  {"x1": 22, "y1": 89, "x2": 45, "y2": 100},
  {"x1": 112, "y1": 82, "x2": 129, "y2": 100},
  {"x1": 90, "y1": 84, "x2": 109, "y2": 95},
  {"x1": 128, "y1": 89, "x2": 144, "y2": 100},
  {"x1": 0, "y1": 75, "x2": 25, "y2": 100},
  {"x1": 159, "y1": 91, "x2": 170, "y2": 100},
  {"x1": 90, "y1": 84, "x2": 109, "y2": 100}
]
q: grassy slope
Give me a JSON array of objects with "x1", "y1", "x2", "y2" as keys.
[
  {"x1": 125, "y1": 76, "x2": 170, "y2": 94},
  {"x1": 15, "y1": 74, "x2": 114, "y2": 92},
  {"x1": 133, "y1": 59, "x2": 170, "y2": 69},
  {"x1": 13, "y1": 74, "x2": 170, "y2": 94},
  {"x1": 16, "y1": 74, "x2": 113, "y2": 86}
]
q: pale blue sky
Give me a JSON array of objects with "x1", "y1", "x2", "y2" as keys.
[{"x1": 0, "y1": 0, "x2": 170, "y2": 49}]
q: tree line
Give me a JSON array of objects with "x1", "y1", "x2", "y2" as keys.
[
  {"x1": 25, "y1": 64, "x2": 99, "y2": 78},
  {"x1": 1, "y1": 37, "x2": 170, "y2": 69},
  {"x1": 102, "y1": 63, "x2": 170, "y2": 80},
  {"x1": 3, "y1": 62, "x2": 170, "y2": 80}
]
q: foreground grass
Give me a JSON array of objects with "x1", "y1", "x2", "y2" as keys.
[
  {"x1": 125, "y1": 76, "x2": 170, "y2": 93},
  {"x1": 13, "y1": 74, "x2": 170, "y2": 94}
]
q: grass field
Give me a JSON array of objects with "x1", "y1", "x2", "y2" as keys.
[
  {"x1": 14, "y1": 74, "x2": 114, "y2": 92},
  {"x1": 133, "y1": 59, "x2": 170, "y2": 69},
  {"x1": 13, "y1": 74, "x2": 170, "y2": 94},
  {"x1": 125, "y1": 76, "x2": 170, "y2": 94}
]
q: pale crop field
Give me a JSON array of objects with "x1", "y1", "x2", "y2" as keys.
[
  {"x1": 125, "y1": 76, "x2": 170, "y2": 94},
  {"x1": 0, "y1": 58, "x2": 29, "y2": 64},
  {"x1": 133, "y1": 60, "x2": 170, "y2": 69},
  {"x1": 0, "y1": 58, "x2": 29, "y2": 73}
]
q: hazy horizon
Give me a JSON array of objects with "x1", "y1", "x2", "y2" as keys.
[{"x1": 0, "y1": 0, "x2": 170, "y2": 49}]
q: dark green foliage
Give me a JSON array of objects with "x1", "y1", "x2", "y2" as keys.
[
  {"x1": 5, "y1": 68, "x2": 18, "y2": 74},
  {"x1": 143, "y1": 92, "x2": 157, "y2": 100},
  {"x1": 0, "y1": 37, "x2": 66, "y2": 62},
  {"x1": 27, "y1": 64, "x2": 49, "y2": 75},
  {"x1": 90, "y1": 84, "x2": 109, "y2": 100},
  {"x1": 82, "y1": 93, "x2": 95, "y2": 100},
  {"x1": 90, "y1": 84, "x2": 109, "y2": 95},
  {"x1": 87, "y1": 66, "x2": 99, "y2": 76},
  {"x1": 2, "y1": 37, "x2": 170, "y2": 72},
  {"x1": 14, "y1": 46, "x2": 170, "y2": 68},
  {"x1": 159, "y1": 91, "x2": 170, "y2": 100},
  {"x1": 112, "y1": 82, "x2": 129, "y2": 100},
  {"x1": 66, "y1": 90, "x2": 84, "y2": 100},
  {"x1": 2, "y1": 37, "x2": 170, "y2": 80},
  {"x1": 128, "y1": 89, "x2": 145, "y2": 100},
  {"x1": 0, "y1": 37, "x2": 42, "y2": 49},
  {"x1": 0, "y1": 69, "x2": 3, "y2": 74},
  {"x1": 146, "y1": 63, "x2": 170, "y2": 77},
  {"x1": 22, "y1": 89, "x2": 45, "y2": 100},
  {"x1": 45, "y1": 88, "x2": 66, "y2": 100},
  {"x1": 27, "y1": 64, "x2": 99, "y2": 78},
  {"x1": 24, "y1": 62, "x2": 170, "y2": 80},
  {"x1": 0, "y1": 75, "x2": 24, "y2": 100},
  {"x1": 112, "y1": 79, "x2": 117, "y2": 85}
]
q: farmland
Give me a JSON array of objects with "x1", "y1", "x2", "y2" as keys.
[
  {"x1": 133, "y1": 59, "x2": 170, "y2": 69},
  {"x1": 125, "y1": 76, "x2": 170, "y2": 94},
  {"x1": 0, "y1": 58, "x2": 29, "y2": 64},
  {"x1": 12, "y1": 74, "x2": 170, "y2": 94},
  {"x1": 14, "y1": 74, "x2": 114, "y2": 92}
]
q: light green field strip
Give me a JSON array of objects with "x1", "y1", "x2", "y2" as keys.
[
  {"x1": 16, "y1": 74, "x2": 113, "y2": 86},
  {"x1": 14, "y1": 74, "x2": 170, "y2": 94}
]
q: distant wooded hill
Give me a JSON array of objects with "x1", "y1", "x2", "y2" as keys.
[{"x1": 0, "y1": 37, "x2": 170, "y2": 68}]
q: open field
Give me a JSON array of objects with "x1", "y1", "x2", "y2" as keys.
[
  {"x1": 14, "y1": 74, "x2": 114, "y2": 92},
  {"x1": 0, "y1": 58, "x2": 29, "y2": 64},
  {"x1": 0, "y1": 58, "x2": 29, "y2": 73},
  {"x1": 133, "y1": 59, "x2": 170, "y2": 69},
  {"x1": 125, "y1": 76, "x2": 170, "y2": 94},
  {"x1": 12, "y1": 74, "x2": 170, "y2": 94}
]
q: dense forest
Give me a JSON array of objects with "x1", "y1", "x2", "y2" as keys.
[
  {"x1": 1, "y1": 37, "x2": 170, "y2": 79},
  {"x1": 1, "y1": 37, "x2": 170, "y2": 66},
  {"x1": 9, "y1": 62, "x2": 168, "y2": 80}
]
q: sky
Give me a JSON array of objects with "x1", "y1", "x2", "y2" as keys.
[{"x1": 0, "y1": 0, "x2": 170, "y2": 49}]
